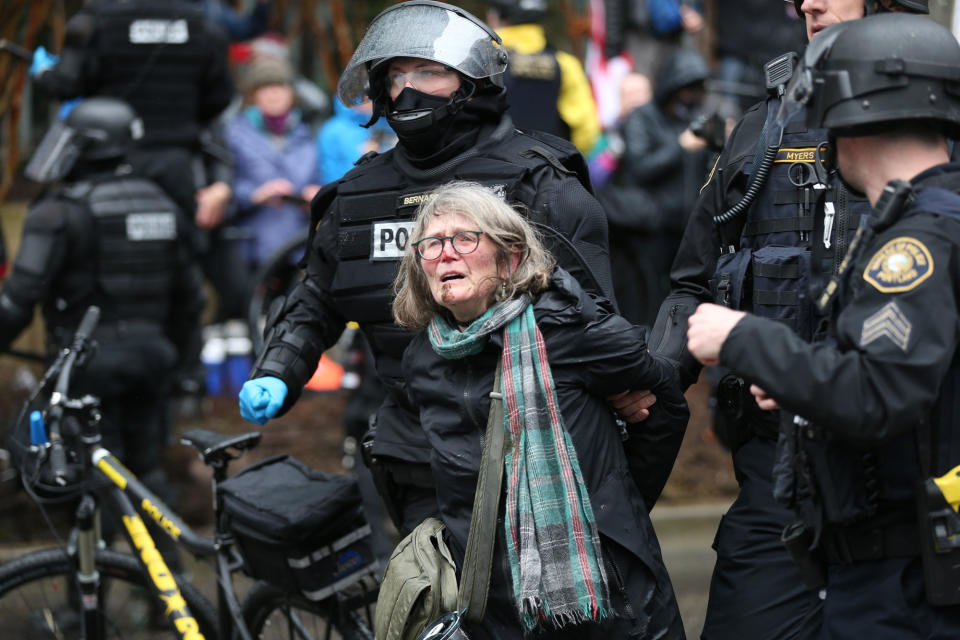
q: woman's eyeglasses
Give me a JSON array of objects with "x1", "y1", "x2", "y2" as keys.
[{"x1": 412, "y1": 230, "x2": 484, "y2": 261}]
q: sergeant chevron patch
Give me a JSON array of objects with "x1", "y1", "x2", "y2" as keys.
[{"x1": 860, "y1": 301, "x2": 912, "y2": 352}]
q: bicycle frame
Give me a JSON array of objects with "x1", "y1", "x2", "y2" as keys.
[{"x1": 84, "y1": 444, "x2": 256, "y2": 640}]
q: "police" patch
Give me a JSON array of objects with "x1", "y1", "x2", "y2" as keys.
[
  {"x1": 863, "y1": 236, "x2": 934, "y2": 293},
  {"x1": 371, "y1": 220, "x2": 414, "y2": 261},
  {"x1": 129, "y1": 20, "x2": 189, "y2": 44},
  {"x1": 126, "y1": 212, "x2": 177, "y2": 241},
  {"x1": 860, "y1": 301, "x2": 912, "y2": 352}
]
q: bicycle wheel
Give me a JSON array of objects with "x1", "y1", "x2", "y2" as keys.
[
  {"x1": 0, "y1": 547, "x2": 218, "y2": 639},
  {"x1": 247, "y1": 231, "x2": 309, "y2": 353},
  {"x1": 242, "y1": 580, "x2": 376, "y2": 640}
]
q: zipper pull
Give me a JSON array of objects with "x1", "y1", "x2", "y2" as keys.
[{"x1": 822, "y1": 201, "x2": 835, "y2": 249}]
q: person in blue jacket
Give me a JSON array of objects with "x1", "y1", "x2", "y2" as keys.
[{"x1": 317, "y1": 98, "x2": 396, "y2": 184}]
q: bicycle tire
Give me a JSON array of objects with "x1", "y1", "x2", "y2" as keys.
[
  {"x1": 241, "y1": 580, "x2": 375, "y2": 640},
  {"x1": 246, "y1": 231, "x2": 309, "y2": 354},
  {"x1": 0, "y1": 547, "x2": 218, "y2": 639}
]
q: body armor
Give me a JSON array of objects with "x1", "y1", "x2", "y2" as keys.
[
  {"x1": 713, "y1": 113, "x2": 868, "y2": 340},
  {"x1": 710, "y1": 102, "x2": 871, "y2": 449},
  {"x1": 49, "y1": 175, "x2": 182, "y2": 334},
  {"x1": 90, "y1": 3, "x2": 211, "y2": 146},
  {"x1": 503, "y1": 47, "x2": 568, "y2": 141}
]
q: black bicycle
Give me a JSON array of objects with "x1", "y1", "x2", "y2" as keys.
[{"x1": 0, "y1": 306, "x2": 379, "y2": 639}]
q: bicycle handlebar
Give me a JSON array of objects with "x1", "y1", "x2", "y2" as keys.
[{"x1": 47, "y1": 305, "x2": 100, "y2": 484}]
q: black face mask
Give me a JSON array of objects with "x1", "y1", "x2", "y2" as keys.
[
  {"x1": 387, "y1": 82, "x2": 476, "y2": 156},
  {"x1": 387, "y1": 88, "x2": 458, "y2": 151}
]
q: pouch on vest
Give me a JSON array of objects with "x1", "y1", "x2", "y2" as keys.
[
  {"x1": 751, "y1": 246, "x2": 812, "y2": 336},
  {"x1": 711, "y1": 248, "x2": 751, "y2": 308},
  {"x1": 374, "y1": 517, "x2": 459, "y2": 640}
]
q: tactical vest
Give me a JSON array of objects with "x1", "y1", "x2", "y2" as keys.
[
  {"x1": 322, "y1": 126, "x2": 597, "y2": 385},
  {"x1": 796, "y1": 187, "x2": 960, "y2": 527},
  {"x1": 713, "y1": 105, "x2": 870, "y2": 342},
  {"x1": 50, "y1": 176, "x2": 182, "y2": 332},
  {"x1": 502, "y1": 48, "x2": 569, "y2": 141},
  {"x1": 91, "y1": 3, "x2": 210, "y2": 146}
]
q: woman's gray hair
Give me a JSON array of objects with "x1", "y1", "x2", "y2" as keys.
[{"x1": 393, "y1": 181, "x2": 555, "y2": 330}]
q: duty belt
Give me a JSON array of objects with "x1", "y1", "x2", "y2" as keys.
[{"x1": 819, "y1": 522, "x2": 920, "y2": 564}]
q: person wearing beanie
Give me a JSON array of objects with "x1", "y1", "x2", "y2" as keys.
[{"x1": 225, "y1": 55, "x2": 322, "y2": 272}]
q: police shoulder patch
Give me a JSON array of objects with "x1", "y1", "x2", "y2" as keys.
[{"x1": 862, "y1": 236, "x2": 934, "y2": 293}]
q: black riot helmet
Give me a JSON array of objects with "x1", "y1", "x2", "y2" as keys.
[
  {"x1": 24, "y1": 97, "x2": 144, "y2": 183},
  {"x1": 790, "y1": 0, "x2": 928, "y2": 16},
  {"x1": 487, "y1": 0, "x2": 549, "y2": 23},
  {"x1": 778, "y1": 14, "x2": 960, "y2": 138},
  {"x1": 337, "y1": 0, "x2": 508, "y2": 129}
]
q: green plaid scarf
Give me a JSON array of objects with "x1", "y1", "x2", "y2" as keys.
[{"x1": 429, "y1": 297, "x2": 610, "y2": 630}]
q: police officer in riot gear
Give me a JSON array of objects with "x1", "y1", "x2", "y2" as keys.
[
  {"x1": 4, "y1": 97, "x2": 207, "y2": 568},
  {"x1": 32, "y1": 0, "x2": 235, "y2": 244},
  {"x1": 639, "y1": 0, "x2": 931, "y2": 638},
  {"x1": 687, "y1": 13, "x2": 960, "y2": 637},
  {"x1": 238, "y1": 1, "x2": 649, "y2": 536}
]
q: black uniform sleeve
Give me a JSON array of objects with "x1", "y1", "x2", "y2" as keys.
[
  {"x1": 543, "y1": 174, "x2": 617, "y2": 305},
  {"x1": 649, "y1": 103, "x2": 765, "y2": 388},
  {"x1": 248, "y1": 192, "x2": 347, "y2": 413},
  {"x1": 0, "y1": 201, "x2": 71, "y2": 350},
  {"x1": 167, "y1": 220, "x2": 208, "y2": 369},
  {"x1": 721, "y1": 218, "x2": 959, "y2": 446},
  {"x1": 33, "y1": 9, "x2": 98, "y2": 99},
  {"x1": 199, "y1": 119, "x2": 234, "y2": 187},
  {"x1": 196, "y1": 20, "x2": 234, "y2": 125}
]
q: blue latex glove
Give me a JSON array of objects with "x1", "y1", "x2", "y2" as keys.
[
  {"x1": 238, "y1": 377, "x2": 288, "y2": 425},
  {"x1": 29, "y1": 46, "x2": 59, "y2": 78}
]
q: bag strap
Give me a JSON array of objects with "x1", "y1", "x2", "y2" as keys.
[{"x1": 457, "y1": 360, "x2": 505, "y2": 622}]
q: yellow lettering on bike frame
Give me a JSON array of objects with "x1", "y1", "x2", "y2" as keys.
[
  {"x1": 175, "y1": 617, "x2": 205, "y2": 639},
  {"x1": 141, "y1": 497, "x2": 183, "y2": 539},
  {"x1": 122, "y1": 514, "x2": 205, "y2": 639},
  {"x1": 97, "y1": 457, "x2": 127, "y2": 489}
]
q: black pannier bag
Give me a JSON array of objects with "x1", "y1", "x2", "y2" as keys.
[{"x1": 219, "y1": 454, "x2": 379, "y2": 600}]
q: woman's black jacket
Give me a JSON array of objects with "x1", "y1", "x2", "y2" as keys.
[{"x1": 402, "y1": 268, "x2": 689, "y2": 639}]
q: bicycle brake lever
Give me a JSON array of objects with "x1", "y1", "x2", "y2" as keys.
[{"x1": 48, "y1": 436, "x2": 68, "y2": 486}]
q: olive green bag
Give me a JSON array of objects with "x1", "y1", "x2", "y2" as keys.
[
  {"x1": 374, "y1": 517, "x2": 459, "y2": 640},
  {"x1": 374, "y1": 364, "x2": 506, "y2": 640}
]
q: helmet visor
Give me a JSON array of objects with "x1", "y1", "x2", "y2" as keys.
[
  {"x1": 337, "y1": 3, "x2": 507, "y2": 106},
  {"x1": 24, "y1": 121, "x2": 84, "y2": 183}
]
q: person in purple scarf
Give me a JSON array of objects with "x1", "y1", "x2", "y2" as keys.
[{"x1": 225, "y1": 56, "x2": 322, "y2": 269}]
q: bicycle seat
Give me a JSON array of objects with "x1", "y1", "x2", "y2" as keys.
[{"x1": 181, "y1": 429, "x2": 262, "y2": 466}]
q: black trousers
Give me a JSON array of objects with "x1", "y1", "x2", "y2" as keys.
[
  {"x1": 74, "y1": 333, "x2": 183, "y2": 570},
  {"x1": 822, "y1": 556, "x2": 960, "y2": 639},
  {"x1": 701, "y1": 437, "x2": 823, "y2": 640}
]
